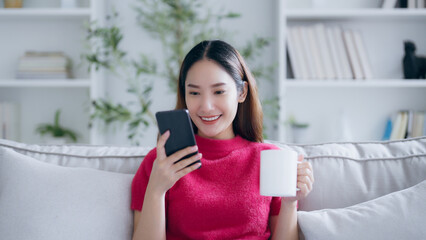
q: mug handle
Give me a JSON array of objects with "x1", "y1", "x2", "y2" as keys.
[{"x1": 296, "y1": 161, "x2": 302, "y2": 191}]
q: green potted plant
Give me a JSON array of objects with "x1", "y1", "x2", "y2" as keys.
[
  {"x1": 35, "y1": 109, "x2": 79, "y2": 144},
  {"x1": 287, "y1": 115, "x2": 310, "y2": 143}
]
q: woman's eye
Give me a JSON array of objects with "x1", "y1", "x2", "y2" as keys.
[
  {"x1": 189, "y1": 92, "x2": 200, "y2": 95},
  {"x1": 215, "y1": 90, "x2": 225, "y2": 94}
]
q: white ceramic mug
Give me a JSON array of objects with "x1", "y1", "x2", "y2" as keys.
[{"x1": 260, "y1": 149, "x2": 299, "y2": 197}]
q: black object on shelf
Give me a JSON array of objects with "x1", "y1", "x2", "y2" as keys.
[
  {"x1": 403, "y1": 41, "x2": 426, "y2": 79},
  {"x1": 398, "y1": 0, "x2": 408, "y2": 8}
]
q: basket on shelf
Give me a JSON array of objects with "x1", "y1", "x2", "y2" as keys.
[{"x1": 4, "y1": 0, "x2": 22, "y2": 8}]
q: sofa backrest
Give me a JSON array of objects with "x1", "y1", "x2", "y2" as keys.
[
  {"x1": 0, "y1": 139, "x2": 151, "y2": 174},
  {"x1": 2, "y1": 137, "x2": 425, "y2": 212},
  {"x1": 268, "y1": 137, "x2": 426, "y2": 211}
]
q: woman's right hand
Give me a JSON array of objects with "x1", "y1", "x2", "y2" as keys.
[{"x1": 147, "y1": 130, "x2": 202, "y2": 195}]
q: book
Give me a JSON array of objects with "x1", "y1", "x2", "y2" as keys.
[
  {"x1": 306, "y1": 26, "x2": 325, "y2": 79},
  {"x1": 352, "y1": 30, "x2": 373, "y2": 79},
  {"x1": 405, "y1": 110, "x2": 414, "y2": 138},
  {"x1": 408, "y1": 0, "x2": 416, "y2": 8},
  {"x1": 390, "y1": 112, "x2": 402, "y2": 140},
  {"x1": 382, "y1": 117, "x2": 393, "y2": 141},
  {"x1": 16, "y1": 72, "x2": 69, "y2": 79},
  {"x1": 314, "y1": 24, "x2": 336, "y2": 80},
  {"x1": 389, "y1": 111, "x2": 425, "y2": 139},
  {"x1": 343, "y1": 30, "x2": 364, "y2": 80},
  {"x1": 382, "y1": 0, "x2": 398, "y2": 8},
  {"x1": 292, "y1": 27, "x2": 310, "y2": 80},
  {"x1": 411, "y1": 112, "x2": 419, "y2": 137},
  {"x1": 298, "y1": 26, "x2": 315, "y2": 79},
  {"x1": 417, "y1": 0, "x2": 425, "y2": 8},
  {"x1": 17, "y1": 51, "x2": 70, "y2": 80},
  {"x1": 24, "y1": 51, "x2": 65, "y2": 57},
  {"x1": 397, "y1": 111, "x2": 408, "y2": 139},
  {"x1": 332, "y1": 27, "x2": 353, "y2": 79},
  {"x1": 326, "y1": 27, "x2": 343, "y2": 80},
  {"x1": 286, "y1": 27, "x2": 303, "y2": 79},
  {"x1": 18, "y1": 52, "x2": 68, "y2": 67},
  {"x1": 412, "y1": 112, "x2": 425, "y2": 137}
]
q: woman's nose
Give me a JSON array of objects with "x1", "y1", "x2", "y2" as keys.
[{"x1": 200, "y1": 95, "x2": 214, "y2": 111}]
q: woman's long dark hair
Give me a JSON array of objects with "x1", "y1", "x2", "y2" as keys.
[{"x1": 175, "y1": 40, "x2": 263, "y2": 142}]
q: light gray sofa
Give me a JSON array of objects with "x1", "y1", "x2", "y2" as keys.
[{"x1": 1, "y1": 137, "x2": 425, "y2": 240}]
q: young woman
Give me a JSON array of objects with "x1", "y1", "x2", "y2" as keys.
[{"x1": 131, "y1": 40, "x2": 314, "y2": 240}]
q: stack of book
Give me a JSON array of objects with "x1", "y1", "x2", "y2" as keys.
[
  {"x1": 287, "y1": 24, "x2": 372, "y2": 81},
  {"x1": 16, "y1": 51, "x2": 71, "y2": 79},
  {"x1": 382, "y1": 110, "x2": 426, "y2": 140},
  {"x1": 0, "y1": 102, "x2": 20, "y2": 141},
  {"x1": 382, "y1": 0, "x2": 426, "y2": 8}
]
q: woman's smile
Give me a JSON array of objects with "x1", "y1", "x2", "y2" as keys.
[{"x1": 199, "y1": 114, "x2": 222, "y2": 124}]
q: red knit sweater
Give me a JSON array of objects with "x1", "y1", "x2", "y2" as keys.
[{"x1": 131, "y1": 135, "x2": 281, "y2": 239}]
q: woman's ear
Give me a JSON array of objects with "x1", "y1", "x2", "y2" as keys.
[{"x1": 238, "y1": 82, "x2": 248, "y2": 103}]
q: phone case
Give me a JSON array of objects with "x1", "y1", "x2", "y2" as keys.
[{"x1": 155, "y1": 109, "x2": 200, "y2": 167}]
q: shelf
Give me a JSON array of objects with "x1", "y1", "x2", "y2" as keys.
[
  {"x1": 286, "y1": 9, "x2": 426, "y2": 20},
  {"x1": 0, "y1": 8, "x2": 91, "y2": 19},
  {"x1": 0, "y1": 79, "x2": 91, "y2": 88},
  {"x1": 284, "y1": 80, "x2": 426, "y2": 88}
]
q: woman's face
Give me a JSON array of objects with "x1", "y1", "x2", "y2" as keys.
[{"x1": 185, "y1": 59, "x2": 246, "y2": 140}]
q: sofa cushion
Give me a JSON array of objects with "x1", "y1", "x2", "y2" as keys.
[
  {"x1": 268, "y1": 137, "x2": 426, "y2": 211},
  {"x1": 0, "y1": 139, "x2": 151, "y2": 174},
  {"x1": 297, "y1": 180, "x2": 426, "y2": 240},
  {"x1": 0, "y1": 147, "x2": 134, "y2": 240}
]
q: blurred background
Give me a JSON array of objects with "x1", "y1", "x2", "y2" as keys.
[{"x1": 0, "y1": 0, "x2": 425, "y2": 146}]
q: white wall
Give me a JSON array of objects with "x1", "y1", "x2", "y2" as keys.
[{"x1": 102, "y1": 0, "x2": 278, "y2": 146}]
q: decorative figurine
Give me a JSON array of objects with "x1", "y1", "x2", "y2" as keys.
[{"x1": 403, "y1": 41, "x2": 426, "y2": 79}]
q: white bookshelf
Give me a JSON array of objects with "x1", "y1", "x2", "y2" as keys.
[
  {"x1": 286, "y1": 9, "x2": 426, "y2": 19},
  {"x1": 0, "y1": 8, "x2": 91, "y2": 18},
  {"x1": 0, "y1": 79, "x2": 91, "y2": 88},
  {"x1": 284, "y1": 80, "x2": 426, "y2": 88},
  {"x1": 0, "y1": 0, "x2": 105, "y2": 144},
  {"x1": 278, "y1": 0, "x2": 426, "y2": 143}
]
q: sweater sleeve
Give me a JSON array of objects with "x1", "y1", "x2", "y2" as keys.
[
  {"x1": 131, "y1": 148, "x2": 157, "y2": 211},
  {"x1": 269, "y1": 197, "x2": 299, "y2": 216},
  {"x1": 269, "y1": 197, "x2": 282, "y2": 216}
]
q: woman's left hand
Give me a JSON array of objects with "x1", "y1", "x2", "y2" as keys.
[{"x1": 283, "y1": 154, "x2": 314, "y2": 202}]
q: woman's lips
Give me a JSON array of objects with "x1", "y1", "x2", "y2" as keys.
[{"x1": 200, "y1": 115, "x2": 221, "y2": 125}]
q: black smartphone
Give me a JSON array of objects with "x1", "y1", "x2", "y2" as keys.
[{"x1": 155, "y1": 109, "x2": 200, "y2": 167}]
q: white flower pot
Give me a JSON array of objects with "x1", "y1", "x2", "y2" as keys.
[
  {"x1": 43, "y1": 136, "x2": 68, "y2": 145},
  {"x1": 291, "y1": 127, "x2": 309, "y2": 144},
  {"x1": 61, "y1": 0, "x2": 77, "y2": 8},
  {"x1": 311, "y1": 0, "x2": 327, "y2": 8}
]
